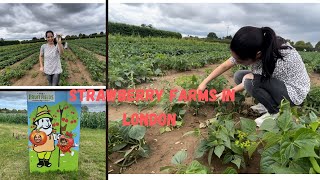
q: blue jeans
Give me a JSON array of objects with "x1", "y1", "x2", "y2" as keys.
[
  {"x1": 234, "y1": 70, "x2": 294, "y2": 114},
  {"x1": 46, "y1": 74, "x2": 60, "y2": 86}
]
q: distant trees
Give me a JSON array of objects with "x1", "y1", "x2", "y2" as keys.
[
  {"x1": 207, "y1": 32, "x2": 218, "y2": 39},
  {"x1": 315, "y1": 41, "x2": 320, "y2": 51},
  {"x1": 295, "y1": 41, "x2": 314, "y2": 51}
]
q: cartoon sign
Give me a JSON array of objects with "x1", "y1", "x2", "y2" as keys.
[{"x1": 27, "y1": 91, "x2": 81, "y2": 172}]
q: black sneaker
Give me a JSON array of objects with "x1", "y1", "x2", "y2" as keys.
[
  {"x1": 37, "y1": 159, "x2": 44, "y2": 168},
  {"x1": 44, "y1": 159, "x2": 52, "y2": 167}
]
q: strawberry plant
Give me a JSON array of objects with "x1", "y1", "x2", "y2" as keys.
[
  {"x1": 108, "y1": 119, "x2": 150, "y2": 173},
  {"x1": 259, "y1": 99, "x2": 320, "y2": 174},
  {"x1": 160, "y1": 150, "x2": 210, "y2": 174},
  {"x1": 159, "y1": 82, "x2": 187, "y2": 133},
  {"x1": 187, "y1": 113, "x2": 259, "y2": 169}
]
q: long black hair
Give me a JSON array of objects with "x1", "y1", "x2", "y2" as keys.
[
  {"x1": 230, "y1": 26, "x2": 285, "y2": 81},
  {"x1": 45, "y1": 30, "x2": 57, "y2": 45}
]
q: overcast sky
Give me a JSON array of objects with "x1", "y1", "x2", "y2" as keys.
[
  {"x1": 0, "y1": 3, "x2": 106, "y2": 40},
  {"x1": 0, "y1": 91, "x2": 106, "y2": 112},
  {"x1": 109, "y1": 3, "x2": 320, "y2": 46}
]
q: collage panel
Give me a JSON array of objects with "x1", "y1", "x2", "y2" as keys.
[
  {"x1": 0, "y1": 3, "x2": 106, "y2": 86},
  {"x1": 108, "y1": 2, "x2": 320, "y2": 176},
  {"x1": 0, "y1": 89, "x2": 106, "y2": 179},
  {"x1": 0, "y1": 1, "x2": 108, "y2": 180}
]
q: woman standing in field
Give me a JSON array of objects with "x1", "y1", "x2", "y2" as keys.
[
  {"x1": 39, "y1": 30, "x2": 64, "y2": 86},
  {"x1": 198, "y1": 26, "x2": 310, "y2": 126}
]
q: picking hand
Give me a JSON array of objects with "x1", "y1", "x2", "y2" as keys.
[
  {"x1": 40, "y1": 67, "x2": 44, "y2": 72},
  {"x1": 197, "y1": 83, "x2": 207, "y2": 92}
]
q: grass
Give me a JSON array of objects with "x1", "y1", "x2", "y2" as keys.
[{"x1": 0, "y1": 123, "x2": 106, "y2": 180}]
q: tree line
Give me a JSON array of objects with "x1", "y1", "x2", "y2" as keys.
[
  {"x1": 0, "y1": 32, "x2": 106, "y2": 46},
  {"x1": 203, "y1": 32, "x2": 320, "y2": 52}
]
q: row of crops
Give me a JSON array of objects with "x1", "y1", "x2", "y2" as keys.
[
  {"x1": 108, "y1": 35, "x2": 230, "y2": 88},
  {"x1": 108, "y1": 35, "x2": 320, "y2": 89},
  {"x1": 0, "y1": 112, "x2": 106, "y2": 129},
  {"x1": 0, "y1": 37, "x2": 106, "y2": 85},
  {"x1": 68, "y1": 38, "x2": 106, "y2": 84}
]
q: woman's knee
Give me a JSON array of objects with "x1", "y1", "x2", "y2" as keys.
[
  {"x1": 234, "y1": 70, "x2": 252, "y2": 85},
  {"x1": 243, "y1": 79, "x2": 254, "y2": 95}
]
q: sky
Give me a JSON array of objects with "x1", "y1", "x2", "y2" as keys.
[
  {"x1": 0, "y1": 91, "x2": 106, "y2": 112},
  {"x1": 0, "y1": 3, "x2": 106, "y2": 40},
  {"x1": 109, "y1": 3, "x2": 320, "y2": 46}
]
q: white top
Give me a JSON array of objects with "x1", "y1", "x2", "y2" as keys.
[
  {"x1": 230, "y1": 43, "x2": 310, "y2": 105},
  {"x1": 40, "y1": 44, "x2": 63, "y2": 75}
]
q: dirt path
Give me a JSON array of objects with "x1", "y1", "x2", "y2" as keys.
[
  {"x1": 66, "y1": 49, "x2": 103, "y2": 86},
  {"x1": 78, "y1": 46, "x2": 106, "y2": 62},
  {"x1": 108, "y1": 63, "x2": 320, "y2": 174}
]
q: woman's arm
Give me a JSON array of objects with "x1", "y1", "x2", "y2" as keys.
[
  {"x1": 198, "y1": 57, "x2": 235, "y2": 91},
  {"x1": 39, "y1": 51, "x2": 44, "y2": 72}
]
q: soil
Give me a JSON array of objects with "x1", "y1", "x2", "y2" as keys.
[
  {"x1": 79, "y1": 46, "x2": 106, "y2": 62},
  {"x1": 66, "y1": 49, "x2": 103, "y2": 86}
]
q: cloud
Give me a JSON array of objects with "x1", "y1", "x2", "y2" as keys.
[
  {"x1": 109, "y1": 3, "x2": 320, "y2": 46},
  {"x1": 0, "y1": 3, "x2": 106, "y2": 40},
  {"x1": 0, "y1": 91, "x2": 27, "y2": 110}
]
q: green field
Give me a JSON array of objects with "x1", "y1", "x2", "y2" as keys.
[
  {"x1": 0, "y1": 123, "x2": 106, "y2": 179},
  {"x1": 108, "y1": 35, "x2": 320, "y2": 89}
]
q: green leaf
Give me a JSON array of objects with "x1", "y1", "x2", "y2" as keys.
[
  {"x1": 231, "y1": 157, "x2": 241, "y2": 169},
  {"x1": 280, "y1": 141, "x2": 296, "y2": 161},
  {"x1": 310, "y1": 122, "x2": 319, "y2": 132},
  {"x1": 223, "y1": 167, "x2": 238, "y2": 174},
  {"x1": 262, "y1": 132, "x2": 282, "y2": 149},
  {"x1": 294, "y1": 128, "x2": 319, "y2": 148},
  {"x1": 259, "y1": 118, "x2": 279, "y2": 133},
  {"x1": 115, "y1": 81, "x2": 121, "y2": 87},
  {"x1": 240, "y1": 117, "x2": 256, "y2": 134},
  {"x1": 179, "y1": 109, "x2": 186, "y2": 115},
  {"x1": 222, "y1": 152, "x2": 233, "y2": 164},
  {"x1": 183, "y1": 128, "x2": 200, "y2": 137},
  {"x1": 295, "y1": 144, "x2": 319, "y2": 159},
  {"x1": 165, "y1": 126, "x2": 172, "y2": 132},
  {"x1": 195, "y1": 139, "x2": 208, "y2": 158},
  {"x1": 138, "y1": 144, "x2": 151, "y2": 158},
  {"x1": 160, "y1": 127, "x2": 165, "y2": 134},
  {"x1": 271, "y1": 165, "x2": 301, "y2": 174},
  {"x1": 185, "y1": 160, "x2": 209, "y2": 174},
  {"x1": 176, "y1": 121, "x2": 183, "y2": 127},
  {"x1": 112, "y1": 142, "x2": 127, "y2": 151},
  {"x1": 160, "y1": 166, "x2": 175, "y2": 172},
  {"x1": 247, "y1": 142, "x2": 260, "y2": 158},
  {"x1": 260, "y1": 145, "x2": 280, "y2": 173},
  {"x1": 277, "y1": 110, "x2": 293, "y2": 132},
  {"x1": 309, "y1": 111, "x2": 318, "y2": 123},
  {"x1": 128, "y1": 125, "x2": 146, "y2": 140},
  {"x1": 231, "y1": 143, "x2": 243, "y2": 155},
  {"x1": 214, "y1": 145, "x2": 225, "y2": 158},
  {"x1": 171, "y1": 150, "x2": 187, "y2": 165}
]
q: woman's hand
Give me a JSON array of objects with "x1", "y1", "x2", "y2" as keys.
[
  {"x1": 40, "y1": 66, "x2": 44, "y2": 72},
  {"x1": 56, "y1": 34, "x2": 62, "y2": 44},
  {"x1": 197, "y1": 82, "x2": 207, "y2": 92}
]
